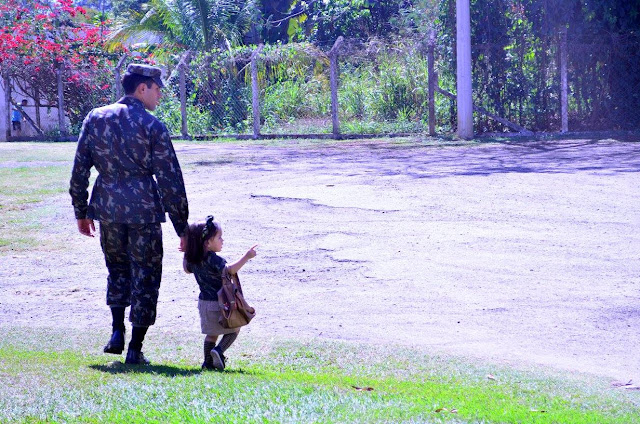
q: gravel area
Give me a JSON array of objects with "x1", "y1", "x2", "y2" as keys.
[{"x1": 2, "y1": 137, "x2": 639, "y2": 380}]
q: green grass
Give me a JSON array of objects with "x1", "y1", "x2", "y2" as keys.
[
  {"x1": 0, "y1": 327, "x2": 638, "y2": 423},
  {"x1": 0, "y1": 148, "x2": 74, "y2": 251},
  {"x1": 0, "y1": 143, "x2": 84, "y2": 251}
]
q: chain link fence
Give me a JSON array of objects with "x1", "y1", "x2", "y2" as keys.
[{"x1": 4, "y1": 33, "x2": 639, "y2": 141}]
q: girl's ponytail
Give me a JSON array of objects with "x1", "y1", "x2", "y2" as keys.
[
  {"x1": 184, "y1": 217, "x2": 220, "y2": 265},
  {"x1": 184, "y1": 222, "x2": 206, "y2": 264}
]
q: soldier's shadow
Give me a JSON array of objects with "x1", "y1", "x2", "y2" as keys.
[{"x1": 89, "y1": 362, "x2": 248, "y2": 376}]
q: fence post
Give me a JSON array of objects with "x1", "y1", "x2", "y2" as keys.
[
  {"x1": 114, "y1": 54, "x2": 127, "y2": 100},
  {"x1": 428, "y1": 30, "x2": 437, "y2": 136},
  {"x1": 329, "y1": 36, "x2": 344, "y2": 139},
  {"x1": 560, "y1": 27, "x2": 569, "y2": 133},
  {"x1": 178, "y1": 51, "x2": 192, "y2": 139},
  {"x1": 4, "y1": 73, "x2": 11, "y2": 140},
  {"x1": 251, "y1": 44, "x2": 264, "y2": 139},
  {"x1": 57, "y1": 62, "x2": 68, "y2": 136}
]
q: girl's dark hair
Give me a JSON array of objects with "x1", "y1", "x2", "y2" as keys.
[{"x1": 184, "y1": 216, "x2": 220, "y2": 265}]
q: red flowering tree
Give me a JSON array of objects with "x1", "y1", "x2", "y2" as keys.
[{"x1": 0, "y1": 0, "x2": 126, "y2": 132}]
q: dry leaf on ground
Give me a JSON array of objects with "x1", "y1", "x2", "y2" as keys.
[{"x1": 351, "y1": 386, "x2": 374, "y2": 391}]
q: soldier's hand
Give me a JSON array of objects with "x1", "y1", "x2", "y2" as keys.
[
  {"x1": 77, "y1": 219, "x2": 95, "y2": 237},
  {"x1": 179, "y1": 235, "x2": 187, "y2": 252}
]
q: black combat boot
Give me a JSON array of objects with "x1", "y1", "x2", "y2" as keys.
[
  {"x1": 103, "y1": 329, "x2": 125, "y2": 354},
  {"x1": 125, "y1": 326, "x2": 150, "y2": 364},
  {"x1": 125, "y1": 349, "x2": 150, "y2": 365}
]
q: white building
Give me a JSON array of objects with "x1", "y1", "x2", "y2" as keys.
[{"x1": 0, "y1": 79, "x2": 67, "y2": 142}]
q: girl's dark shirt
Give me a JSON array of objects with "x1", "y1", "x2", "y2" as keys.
[{"x1": 186, "y1": 252, "x2": 227, "y2": 301}]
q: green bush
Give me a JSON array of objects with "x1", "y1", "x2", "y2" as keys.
[
  {"x1": 156, "y1": 42, "x2": 459, "y2": 136},
  {"x1": 261, "y1": 78, "x2": 330, "y2": 125},
  {"x1": 154, "y1": 95, "x2": 214, "y2": 136}
]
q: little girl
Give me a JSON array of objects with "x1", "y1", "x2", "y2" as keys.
[{"x1": 183, "y1": 215, "x2": 257, "y2": 370}]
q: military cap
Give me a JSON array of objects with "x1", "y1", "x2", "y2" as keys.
[{"x1": 126, "y1": 63, "x2": 164, "y2": 88}]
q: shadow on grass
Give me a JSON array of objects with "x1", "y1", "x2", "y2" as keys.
[{"x1": 89, "y1": 362, "x2": 250, "y2": 376}]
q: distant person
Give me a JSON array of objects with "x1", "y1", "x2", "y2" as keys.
[
  {"x1": 69, "y1": 64, "x2": 189, "y2": 365},
  {"x1": 11, "y1": 99, "x2": 27, "y2": 134},
  {"x1": 182, "y1": 215, "x2": 257, "y2": 370}
]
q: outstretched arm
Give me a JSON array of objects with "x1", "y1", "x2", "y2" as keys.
[{"x1": 226, "y1": 245, "x2": 258, "y2": 275}]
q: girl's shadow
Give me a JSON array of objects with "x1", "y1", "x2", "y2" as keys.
[{"x1": 89, "y1": 361, "x2": 249, "y2": 376}]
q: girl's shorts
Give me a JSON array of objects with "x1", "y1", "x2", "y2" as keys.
[{"x1": 198, "y1": 299, "x2": 240, "y2": 335}]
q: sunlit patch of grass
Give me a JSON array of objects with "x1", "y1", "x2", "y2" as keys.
[
  {"x1": 0, "y1": 143, "x2": 92, "y2": 253},
  {"x1": 0, "y1": 165, "x2": 73, "y2": 253},
  {"x1": 0, "y1": 142, "x2": 75, "y2": 162},
  {"x1": 1, "y1": 327, "x2": 638, "y2": 424}
]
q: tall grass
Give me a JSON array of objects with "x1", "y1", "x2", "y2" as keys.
[
  {"x1": 154, "y1": 95, "x2": 217, "y2": 136},
  {"x1": 154, "y1": 42, "x2": 461, "y2": 136}
]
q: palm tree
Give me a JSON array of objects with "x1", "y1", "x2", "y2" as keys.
[{"x1": 107, "y1": 0, "x2": 259, "y2": 52}]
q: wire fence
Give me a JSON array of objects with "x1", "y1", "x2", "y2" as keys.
[
  {"x1": 3, "y1": 32, "x2": 640, "y2": 142},
  {"x1": 155, "y1": 38, "x2": 457, "y2": 140}
]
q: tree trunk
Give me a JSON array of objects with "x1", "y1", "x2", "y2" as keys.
[
  {"x1": 57, "y1": 62, "x2": 67, "y2": 136},
  {"x1": 4, "y1": 73, "x2": 11, "y2": 140},
  {"x1": 34, "y1": 86, "x2": 41, "y2": 129}
]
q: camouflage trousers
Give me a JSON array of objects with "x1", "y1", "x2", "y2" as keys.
[{"x1": 99, "y1": 222, "x2": 163, "y2": 327}]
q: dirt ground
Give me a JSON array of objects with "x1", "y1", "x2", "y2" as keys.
[{"x1": 2, "y1": 137, "x2": 640, "y2": 381}]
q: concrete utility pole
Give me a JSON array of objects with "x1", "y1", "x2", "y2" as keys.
[
  {"x1": 559, "y1": 27, "x2": 569, "y2": 133},
  {"x1": 456, "y1": 0, "x2": 473, "y2": 139}
]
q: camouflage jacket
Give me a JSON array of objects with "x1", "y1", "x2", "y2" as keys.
[{"x1": 69, "y1": 96, "x2": 189, "y2": 236}]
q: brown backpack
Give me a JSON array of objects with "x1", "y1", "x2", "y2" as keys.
[{"x1": 217, "y1": 267, "x2": 256, "y2": 328}]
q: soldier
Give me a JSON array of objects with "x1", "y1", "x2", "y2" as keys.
[{"x1": 70, "y1": 64, "x2": 189, "y2": 365}]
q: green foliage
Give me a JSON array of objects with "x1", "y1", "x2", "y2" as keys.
[
  {"x1": 153, "y1": 94, "x2": 214, "y2": 135},
  {"x1": 303, "y1": 0, "x2": 403, "y2": 43},
  {"x1": 259, "y1": 0, "x2": 295, "y2": 43},
  {"x1": 173, "y1": 39, "x2": 454, "y2": 135},
  {"x1": 110, "y1": 0, "x2": 149, "y2": 19},
  {"x1": 90, "y1": 0, "x2": 640, "y2": 134},
  {"x1": 336, "y1": 42, "x2": 446, "y2": 134},
  {"x1": 109, "y1": 0, "x2": 259, "y2": 52},
  {"x1": 261, "y1": 79, "x2": 328, "y2": 124},
  {"x1": 390, "y1": 0, "x2": 440, "y2": 37},
  {"x1": 435, "y1": 0, "x2": 640, "y2": 132},
  {"x1": 178, "y1": 48, "x2": 253, "y2": 134}
]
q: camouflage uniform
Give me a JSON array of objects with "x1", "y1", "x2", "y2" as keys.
[{"x1": 69, "y1": 94, "x2": 188, "y2": 327}]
